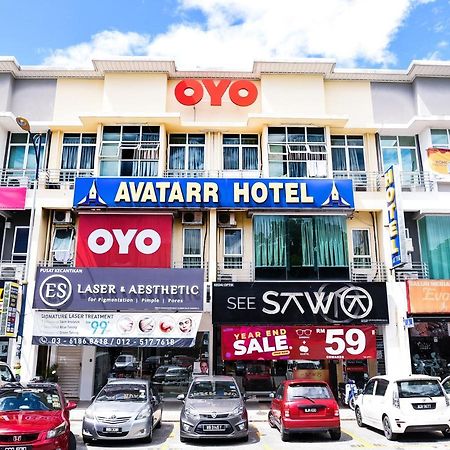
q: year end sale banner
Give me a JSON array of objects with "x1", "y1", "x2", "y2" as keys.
[{"x1": 221, "y1": 325, "x2": 376, "y2": 361}]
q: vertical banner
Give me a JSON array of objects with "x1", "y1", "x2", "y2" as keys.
[
  {"x1": 0, "y1": 281, "x2": 22, "y2": 337},
  {"x1": 76, "y1": 214, "x2": 172, "y2": 268}
]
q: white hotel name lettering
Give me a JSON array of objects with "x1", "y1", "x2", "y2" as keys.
[{"x1": 114, "y1": 181, "x2": 314, "y2": 204}]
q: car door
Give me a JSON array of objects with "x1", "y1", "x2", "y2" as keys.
[
  {"x1": 442, "y1": 376, "x2": 450, "y2": 395},
  {"x1": 150, "y1": 385, "x2": 162, "y2": 425},
  {"x1": 358, "y1": 379, "x2": 377, "y2": 426},
  {"x1": 272, "y1": 383, "x2": 285, "y2": 426},
  {"x1": 372, "y1": 378, "x2": 389, "y2": 429}
]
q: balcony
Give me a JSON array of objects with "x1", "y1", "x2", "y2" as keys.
[
  {"x1": 0, "y1": 169, "x2": 35, "y2": 188},
  {"x1": 350, "y1": 261, "x2": 387, "y2": 282},
  {"x1": 333, "y1": 171, "x2": 382, "y2": 192},
  {"x1": 44, "y1": 169, "x2": 94, "y2": 189},
  {"x1": 400, "y1": 171, "x2": 435, "y2": 192},
  {"x1": 172, "y1": 261, "x2": 209, "y2": 281},
  {"x1": 217, "y1": 261, "x2": 253, "y2": 282},
  {"x1": 394, "y1": 262, "x2": 429, "y2": 281},
  {"x1": 0, "y1": 261, "x2": 25, "y2": 281}
]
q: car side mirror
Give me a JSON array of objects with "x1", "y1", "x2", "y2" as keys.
[
  {"x1": 66, "y1": 401, "x2": 78, "y2": 410},
  {"x1": 269, "y1": 392, "x2": 275, "y2": 398},
  {"x1": 177, "y1": 393, "x2": 185, "y2": 401}
]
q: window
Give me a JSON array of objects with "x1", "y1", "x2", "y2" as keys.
[
  {"x1": 224, "y1": 229, "x2": 242, "y2": 268},
  {"x1": 183, "y1": 228, "x2": 202, "y2": 268},
  {"x1": 397, "y1": 380, "x2": 443, "y2": 398},
  {"x1": 363, "y1": 380, "x2": 376, "y2": 395},
  {"x1": 380, "y1": 136, "x2": 418, "y2": 172},
  {"x1": 275, "y1": 383, "x2": 284, "y2": 400},
  {"x1": 61, "y1": 133, "x2": 96, "y2": 172},
  {"x1": 268, "y1": 127, "x2": 327, "y2": 178},
  {"x1": 431, "y1": 129, "x2": 450, "y2": 148},
  {"x1": 253, "y1": 215, "x2": 348, "y2": 280},
  {"x1": 351, "y1": 229, "x2": 371, "y2": 268},
  {"x1": 7, "y1": 133, "x2": 46, "y2": 180},
  {"x1": 99, "y1": 125, "x2": 160, "y2": 176},
  {"x1": 223, "y1": 134, "x2": 259, "y2": 170},
  {"x1": 331, "y1": 135, "x2": 365, "y2": 173},
  {"x1": 12, "y1": 227, "x2": 29, "y2": 262},
  {"x1": 51, "y1": 228, "x2": 75, "y2": 265},
  {"x1": 169, "y1": 134, "x2": 205, "y2": 173},
  {"x1": 375, "y1": 379, "x2": 389, "y2": 396}
]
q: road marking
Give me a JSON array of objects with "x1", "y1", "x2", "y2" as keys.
[{"x1": 342, "y1": 427, "x2": 375, "y2": 448}]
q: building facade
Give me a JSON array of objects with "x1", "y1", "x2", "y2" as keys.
[{"x1": 1, "y1": 58, "x2": 450, "y2": 400}]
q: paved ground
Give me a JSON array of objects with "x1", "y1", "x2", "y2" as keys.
[{"x1": 70, "y1": 400, "x2": 450, "y2": 449}]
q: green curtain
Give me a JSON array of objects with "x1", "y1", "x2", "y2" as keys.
[
  {"x1": 314, "y1": 216, "x2": 348, "y2": 267},
  {"x1": 418, "y1": 216, "x2": 450, "y2": 279},
  {"x1": 254, "y1": 216, "x2": 286, "y2": 267}
]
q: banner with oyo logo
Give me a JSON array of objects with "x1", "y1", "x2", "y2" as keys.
[
  {"x1": 76, "y1": 214, "x2": 172, "y2": 267},
  {"x1": 221, "y1": 325, "x2": 377, "y2": 361}
]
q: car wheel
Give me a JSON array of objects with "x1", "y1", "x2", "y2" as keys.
[
  {"x1": 180, "y1": 436, "x2": 188, "y2": 443},
  {"x1": 329, "y1": 428, "x2": 341, "y2": 441},
  {"x1": 268, "y1": 411, "x2": 276, "y2": 428},
  {"x1": 382, "y1": 415, "x2": 398, "y2": 441},
  {"x1": 143, "y1": 423, "x2": 153, "y2": 443},
  {"x1": 68, "y1": 432, "x2": 77, "y2": 450},
  {"x1": 281, "y1": 422, "x2": 290, "y2": 442},
  {"x1": 82, "y1": 437, "x2": 93, "y2": 445},
  {"x1": 238, "y1": 435, "x2": 249, "y2": 442},
  {"x1": 355, "y1": 407, "x2": 365, "y2": 427},
  {"x1": 155, "y1": 418, "x2": 162, "y2": 429}
]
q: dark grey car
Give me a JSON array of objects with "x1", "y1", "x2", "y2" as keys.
[{"x1": 178, "y1": 375, "x2": 248, "y2": 442}]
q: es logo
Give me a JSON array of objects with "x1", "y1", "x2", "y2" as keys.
[
  {"x1": 39, "y1": 274, "x2": 72, "y2": 308},
  {"x1": 88, "y1": 228, "x2": 161, "y2": 255}
]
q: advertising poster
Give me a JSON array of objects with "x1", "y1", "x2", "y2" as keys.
[
  {"x1": 32, "y1": 311, "x2": 202, "y2": 347},
  {"x1": 407, "y1": 280, "x2": 450, "y2": 314},
  {"x1": 221, "y1": 325, "x2": 377, "y2": 361},
  {"x1": 0, "y1": 281, "x2": 22, "y2": 337},
  {"x1": 0, "y1": 187, "x2": 26, "y2": 210},
  {"x1": 76, "y1": 214, "x2": 172, "y2": 268},
  {"x1": 427, "y1": 147, "x2": 450, "y2": 176}
]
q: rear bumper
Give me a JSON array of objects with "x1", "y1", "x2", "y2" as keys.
[
  {"x1": 283, "y1": 417, "x2": 340, "y2": 432},
  {"x1": 404, "y1": 424, "x2": 449, "y2": 433}
]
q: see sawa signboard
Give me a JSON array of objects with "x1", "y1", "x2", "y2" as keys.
[{"x1": 73, "y1": 178, "x2": 354, "y2": 209}]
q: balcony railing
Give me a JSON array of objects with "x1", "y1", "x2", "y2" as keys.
[
  {"x1": 172, "y1": 261, "x2": 209, "y2": 281},
  {"x1": 44, "y1": 169, "x2": 95, "y2": 189},
  {"x1": 333, "y1": 171, "x2": 383, "y2": 192},
  {"x1": 0, "y1": 261, "x2": 25, "y2": 281},
  {"x1": 0, "y1": 169, "x2": 35, "y2": 188},
  {"x1": 350, "y1": 261, "x2": 388, "y2": 282},
  {"x1": 400, "y1": 171, "x2": 435, "y2": 192},
  {"x1": 394, "y1": 262, "x2": 429, "y2": 281},
  {"x1": 217, "y1": 261, "x2": 254, "y2": 282}
]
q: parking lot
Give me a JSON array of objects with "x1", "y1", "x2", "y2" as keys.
[{"x1": 70, "y1": 400, "x2": 450, "y2": 449}]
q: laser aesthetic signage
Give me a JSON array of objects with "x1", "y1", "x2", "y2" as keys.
[{"x1": 74, "y1": 178, "x2": 354, "y2": 210}]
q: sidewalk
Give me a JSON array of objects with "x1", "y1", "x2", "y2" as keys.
[{"x1": 70, "y1": 399, "x2": 356, "y2": 423}]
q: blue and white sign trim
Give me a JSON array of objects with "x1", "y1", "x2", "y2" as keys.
[{"x1": 73, "y1": 177, "x2": 354, "y2": 209}]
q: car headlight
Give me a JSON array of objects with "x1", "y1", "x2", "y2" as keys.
[
  {"x1": 84, "y1": 409, "x2": 94, "y2": 420},
  {"x1": 136, "y1": 408, "x2": 151, "y2": 420},
  {"x1": 232, "y1": 405, "x2": 244, "y2": 416},
  {"x1": 47, "y1": 422, "x2": 67, "y2": 439},
  {"x1": 185, "y1": 407, "x2": 199, "y2": 418}
]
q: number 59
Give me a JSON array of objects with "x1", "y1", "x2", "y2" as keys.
[{"x1": 325, "y1": 328, "x2": 366, "y2": 355}]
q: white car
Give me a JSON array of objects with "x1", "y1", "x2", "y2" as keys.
[{"x1": 354, "y1": 375, "x2": 450, "y2": 440}]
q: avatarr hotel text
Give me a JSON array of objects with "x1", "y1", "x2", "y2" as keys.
[{"x1": 114, "y1": 180, "x2": 314, "y2": 204}]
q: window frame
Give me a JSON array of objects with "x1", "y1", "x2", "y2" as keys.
[
  {"x1": 351, "y1": 228, "x2": 372, "y2": 267},
  {"x1": 183, "y1": 227, "x2": 203, "y2": 268},
  {"x1": 431, "y1": 129, "x2": 450, "y2": 149},
  {"x1": 379, "y1": 135, "x2": 418, "y2": 172},
  {"x1": 50, "y1": 227, "x2": 75, "y2": 265},
  {"x1": 330, "y1": 135, "x2": 365, "y2": 173},
  {"x1": 222, "y1": 134, "x2": 259, "y2": 171},
  {"x1": 7, "y1": 133, "x2": 46, "y2": 173},
  {"x1": 61, "y1": 133, "x2": 97, "y2": 171},
  {"x1": 168, "y1": 133, "x2": 205, "y2": 172},
  {"x1": 374, "y1": 379, "x2": 389, "y2": 396},
  {"x1": 12, "y1": 226, "x2": 29, "y2": 262}
]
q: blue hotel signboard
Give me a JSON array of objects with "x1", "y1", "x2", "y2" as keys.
[{"x1": 73, "y1": 178, "x2": 354, "y2": 209}]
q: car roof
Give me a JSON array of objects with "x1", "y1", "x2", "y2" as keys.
[
  {"x1": 192, "y1": 375, "x2": 237, "y2": 382},
  {"x1": 0, "y1": 382, "x2": 59, "y2": 391},
  {"x1": 107, "y1": 378, "x2": 150, "y2": 385},
  {"x1": 368, "y1": 374, "x2": 441, "y2": 383}
]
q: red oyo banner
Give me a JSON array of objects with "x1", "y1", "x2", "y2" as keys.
[
  {"x1": 221, "y1": 325, "x2": 377, "y2": 361},
  {"x1": 76, "y1": 214, "x2": 172, "y2": 268}
]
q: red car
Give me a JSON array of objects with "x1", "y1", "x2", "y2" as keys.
[
  {"x1": 0, "y1": 382, "x2": 77, "y2": 450},
  {"x1": 268, "y1": 379, "x2": 341, "y2": 442}
]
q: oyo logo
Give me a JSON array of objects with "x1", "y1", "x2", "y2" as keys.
[
  {"x1": 87, "y1": 228, "x2": 161, "y2": 255},
  {"x1": 174, "y1": 79, "x2": 258, "y2": 107},
  {"x1": 39, "y1": 274, "x2": 72, "y2": 308}
]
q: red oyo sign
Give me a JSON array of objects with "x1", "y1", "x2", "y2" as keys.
[
  {"x1": 174, "y1": 79, "x2": 258, "y2": 106},
  {"x1": 76, "y1": 214, "x2": 172, "y2": 268},
  {"x1": 221, "y1": 325, "x2": 377, "y2": 361}
]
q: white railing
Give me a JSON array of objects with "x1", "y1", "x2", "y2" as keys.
[
  {"x1": 172, "y1": 261, "x2": 209, "y2": 281},
  {"x1": 217, "y1": 262, "x2": 254, "y2": 282},
  {"x1": 400, "y1": 171, "x2": 435, "y2": 192},
  {"x1": 0, "y1": 169, "x2": 35, "y2": 188},
  {"x1": 395, "y1": 262, "x2": 429, "y2": 281},
  {"x1": 44, "y1": 169, "x2": 94, "y2": 189},
  {"x1": 350, "y1": 261, "x2": 387, "y2": 282},
  {"x1": 333, "y1": 171, "x2": 383, "y2": 192}
]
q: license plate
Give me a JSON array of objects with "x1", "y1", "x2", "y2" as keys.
[
  {"x1": 104, "y1": 427, "x2": 121, "y2": 433},
  {"x1": 203, "y1": 424, "x2": 226, "y2": 432},
  {"x1": 304, "y1": 407, "x2": 318, "y2": 413},
  {"x1": 0, "y1": 447, "x2": 32, "y2": 450},
  {"x1": 415, "y1": 403, "x2": 434, "y2": 409}
]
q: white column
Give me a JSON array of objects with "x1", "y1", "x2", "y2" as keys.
[{"x1": 79, "y1": 346, "x2": 96, "y2": 401}]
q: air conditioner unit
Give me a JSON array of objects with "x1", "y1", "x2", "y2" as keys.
[
  {"x1": 53, "y1": 210, "x2": 73, "y2": 225},
  {"x1": 218, "y1": 212, "x2": 237, "y2": 227},
  {"x1": 182, "y1": 211, "x2": 203, "y2": 225},
  {"x1": 0, "y1": 265, "x2": 23, "y2": 281}
]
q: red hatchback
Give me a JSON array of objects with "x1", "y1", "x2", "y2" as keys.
[
  {"x1": 268, "y1": 379, "x2": 341, "y2": 442},
  {"x1": 0, "y1": 382, "x2": 77, "y2": 450}
]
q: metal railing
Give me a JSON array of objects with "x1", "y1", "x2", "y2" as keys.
[
  {"x1": 44, "y1": 169, "x2": 94, "y2": 189},
  {"x1": 0, "y1": 261, "x2": 25, "y2": 281},
  {"x1": 38, "y1": 258, "x2": 74, "y2": 268},
  {"x1": 333, "y1": 171, "x2": 383, "y2": 191},
  {"x1": 395, "y1": 262, "x2": 429, "y2": 281},
  {"x1": 217, "y1": 261, "x2": 254, "y2": 282},
  {"x1": 350, "y1": 261, "x2": 388, "y2": 282},
  {"x1": 400, "y1": 171, "x2": 435, "y2": 192},
  {"x1": 172, "y1": 261, "x2": 209, "y2": 281},
  {"x1": 0, "y1": 169, "x2": 35, "y2": 188}
]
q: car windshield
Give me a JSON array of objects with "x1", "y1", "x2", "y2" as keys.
[
  {"x1": 155, "y1": 367, "x2": 169, "y2": 375},
  {"x1": 0, "y1": 366, "x2": 15, "y2": 382},
  {"x1": 0, "y1": 387, "x2": 62, "y2": 411},
  {"x1": 397, "y1": 380, "x2": 444, "y2": 398},
  {"x1": 247, "y1": 365, "x2": 267, "y2": 375},
  {"x1": 116, "y1": 356, "x2": 130, "y2": 362},
  {"x1": 188, "y1": 380, "x2": 240, "y2": 399},
  {"x1": 96, "y1": 384, "x2": 147, "y2": 402},
  {"x1": 287, "y1": 384, "x2": 332, "y2": 401}
]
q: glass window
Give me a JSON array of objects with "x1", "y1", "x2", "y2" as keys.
[
  {"x1": 61, "y1": 133, "x2": 96, "y2": 177},
  {"x1": 12, "y1": 227, "x2": 29, "y2": 261},
  {"x1": 352, "y1": 229, "x2": 371, "y2": 267},
  {"x1": 286, "y1": 383, "x2": 332, "y2": 401},
  {"x1": 0, "y1": 387, "x2": 62, "y2": 411},
  {"x1": 188, "y1": 380, "x2": 240, "y2": 399},
  {"x1": 331, "y1": 135, "x2": 365, "y2": 174},
  {"x1": 96, "y1": 383, "x2": 148, "y2": 402},
  {"x1": 380, "y1": 135, "x2": 418, "y2": 172},
  {"x1": 431, "y1": 129, "x2": 450, "y2": 148},
  {"x1": 363, "y1": 380, "x2": 376, "y2": 395},
  {"x1": 375, "y1": 379, "x2": 389, "y2": 396},
  {"x1": 168, "y1": 133, "x2": 204, "y2": 173},
  {"x1": 99, "y1": 125, "x2": 160, "y2": 176},
  {"x1": 7, "y1": 133, "x2": 46, "y2": 178},
  {"x1": 51, "y1": 228, "x2": 75, "y2": 265},
  {"x1": 397, "y1": 380, "x2": 443, "y2": 398},
  {"x1": 183, "y1": 228, "x2": 202, "y2": 268},
  {"x1": 223, "y1": 134, "x2": 259, "y2": 171},
  {"x1": 0, "y1": 365, "x2": 14, "y2": 382},
  {"x1": 224, "y1": 229, "x2": 242, "y2": 256},
  {"x1": 268, "y1": 127, "x2": 327, "y2": 178}
]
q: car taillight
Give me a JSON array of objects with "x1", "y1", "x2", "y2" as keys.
[
  {"x1": 334, "y1": 408, "x2": 340, "y2": 417},
  {"x1": 445, "y1": 395, "x2": 450, "y2": 407},
  {"x1": 284, "y1": 408, "x2": 290, "y2": 418},
  {"x1": 393, "y1": 391, "x2": 400, "y2": 409}
]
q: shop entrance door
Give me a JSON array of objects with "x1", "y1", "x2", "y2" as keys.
[{"x1": 56, "y1": 346, "x2": 82, "y2": 398}]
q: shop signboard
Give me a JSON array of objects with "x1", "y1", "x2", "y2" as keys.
[
  {"x1": 221, "y1": 325, "x2": 377, "y2": 361},
  {"x1": 427, "y1": 147, "x2": 450, "y2": 176},
  {"x1": 407, "y1": 279, "x2": 450, "y2": 314},
  {"x1": 32, "y1": 311, "x2": 201, "y2": 347},
  {"x1": 212, "y1": 282, "x2": 389, "y2": 325},
  {"x1": 0, "y1": 281, "x2": 22, "y2": 337},
  {"x1": 33, "y1": 267, "x2": 203, "y2": 311},
  {"x1": 76, "y1": 214, "x2": 172, "y2": 267},
  {"x1": 0, "y1": 187, "x2": 26, "y2": 210},
  {"x1": 73, "y1": 178, "x2": 354, "y2": 210}
]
